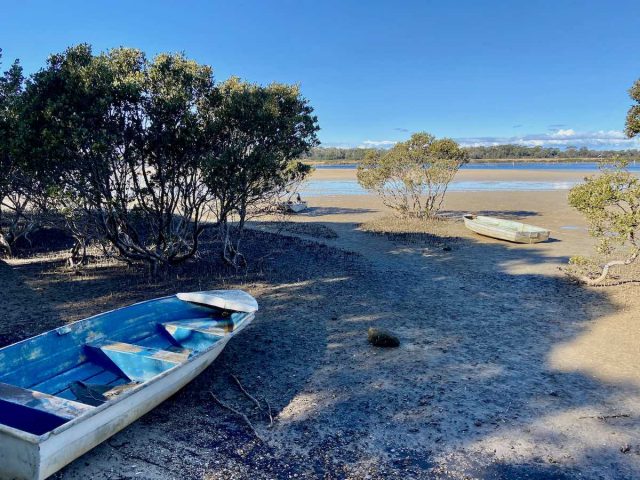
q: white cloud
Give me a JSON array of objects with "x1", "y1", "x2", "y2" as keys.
[
  {"x1": 321, "y1": 129, "x2": 640, "y2": 150},
  {"x1": 457, "y1": 128, "x2": 640, "y2": 150},
  {"x1": 320, "y1": 142, "x2": 357, "y2": 149},
  {"x1": 551, "y1": 128, "x2": 575, "y2": 137},
  {"x1": 360, "y1": 139, "x2": 397, "y2": 148}
]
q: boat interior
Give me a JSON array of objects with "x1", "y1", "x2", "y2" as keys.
[
  {"x1": 464, "y1": 214, "x2": 548, "y2": 233},
  {"x1": 0, "y1": 296, "x2": 251, "y2": 436}
]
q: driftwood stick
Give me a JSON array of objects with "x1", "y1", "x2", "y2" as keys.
[
  {"x1": 231, "y1": 373, "x2": 263, "y2": 411},
  {"x1": 579, "y1": 248, "x2": 640, "y2": 285},
  {"x1": 579, "y1": 413, "x2": 631, "y2": 420},
  {"x1": 210, "y1": 392, "x2": 263, "y2": 442},
  {"x1": 263, "y1": 397, "x2": 274, "y2": 427}
]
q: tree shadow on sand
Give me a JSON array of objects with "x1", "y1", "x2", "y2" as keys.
[
  {"x1": 440, "y1": 209, "x2": 540, "y2": 220},
  {"x1": 300, "y1": 206, "x2": 376, "y2": 217},
  {"x1": 261, "y1": 221, "x2": 639, "y2": 479},
  {"x1": 2, "y1": 224, "x2": 639, "y2": 479}
]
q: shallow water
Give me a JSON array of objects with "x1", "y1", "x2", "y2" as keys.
[
  {"x1": 301, "y1": 180, "x2": 577, "y2": 197},
  {"x1": 559, "y1": 225, "x2": 587, "y2": 231}
]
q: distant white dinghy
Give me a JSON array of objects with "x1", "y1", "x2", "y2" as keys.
[
  {"x1": 463, "y1": 214, "x2": 550, "y2": 244},
  {"x1": 280, "y1": 201, "x2": 308, "y2": 213}
]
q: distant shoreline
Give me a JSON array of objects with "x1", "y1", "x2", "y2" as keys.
[{"x1": 303, "y1": 157, "x2": 635, "y2": 166}]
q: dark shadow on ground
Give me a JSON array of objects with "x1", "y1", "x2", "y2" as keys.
[
  {"x1": 0, "y1": 260, "x2": 64, "y2": 343},
  {"x1": 475, "y1": 462, "x2": 582, "y2": 480},
  {"x1": 440, "y1": 209, "x2": 540, "y2": 220},
  {"x1": 1, "y1": 223, "x2": 638, "y2": 479},
  {"x1": 300, "y1": 206, "x2": 376, "y2": 217},
  {"x1": 251, "y1": 220, "x2": 339, "y2": 240}
]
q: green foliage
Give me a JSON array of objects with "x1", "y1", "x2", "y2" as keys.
[
  {"x1": 567, "y1": 159, "x2": 640, "y2": 283},
  {"x1": 11, "y1": 44, "x2": 318, "y2": 268},
  {"x1": 568, "y1": 159, "x2": 640, "y2": 254},
  {"x1": 303, "y1": 147, "x2": 376, "y2": 162},
  {"x1": 357, "y1": 132, "x2": 466, "y2": 218},
  {"x1": 626, "y1": 79, "x2": 640, "y2": 138},
  {"x1": 303, "y1": 144, "x2": 639, "y2": 163},
  {"x1": 465, "y1": 144, "x2": 619, "y2": 160},
  {"x1": 0, "y1": 50, "x2": 24, "y2": 197},
  {"x1": 203, "y1": 77, "x2": 319, "y2": 264},
  {"x1": 0, "y1": 49, "x2": 28, "y2": 254},
  {"x1": 20, "y1": 45, "x2": 216, "y2": 268}
]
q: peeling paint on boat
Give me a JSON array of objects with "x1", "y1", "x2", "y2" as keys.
[{"x1": 0, "y1": 290, "x2": 257, "y2": 480}]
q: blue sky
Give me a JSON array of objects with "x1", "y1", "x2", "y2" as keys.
[{"x1": 1, "y1": 0, "x2": 640, "y2": 149}]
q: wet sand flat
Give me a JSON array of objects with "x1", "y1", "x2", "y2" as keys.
[{"x1": 2, "y1": 168, "x2": 640, "y2": 479}]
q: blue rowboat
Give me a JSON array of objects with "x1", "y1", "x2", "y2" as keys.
[{"x1": 0, "y1": 290, "x2": 258, "y2": 480}]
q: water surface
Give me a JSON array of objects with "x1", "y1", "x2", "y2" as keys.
[{"x1": 302, "y1": 180, "x2": 578, "y2": 197}]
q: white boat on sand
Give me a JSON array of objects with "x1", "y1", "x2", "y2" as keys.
[
  {"x1": 463, "y1": 214, "x2": 550, "y2": 244},
  {"x1": 281, "y1": 201, "x2": 308, "y2": 213}
]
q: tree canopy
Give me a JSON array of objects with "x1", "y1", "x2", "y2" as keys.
[
  {"x1": 303, "y1": 144, "x2": 640, "y2": 163},
  {"x1": 357, "y1": 132, "x2": 467, "y2": 218},
  {"x1": 626, "y1": 79, "x2": 640, "y2": 138},
  {"x1": 19, "y1": 45, "x2": 217, "y2": 269},
  {"x1": 0, "y1": 44, "x2": 319, "y2": 269},
  {"x1": 204, "y1": 77, "x2": 318, "y2": 264},
  {"x1": 567, "y1": 160, "x2": 640, "y2": 284},
  {"x1": 565, "y1": 76, "x2": 640, "y2": 285},
  {"x1": 0, "y1": 50, "x2": 26, "y2": 254}
]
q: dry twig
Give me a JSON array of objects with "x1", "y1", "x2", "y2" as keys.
[
  {"x1": 579, "y1": 413, "x2": 631, "y2": 421},
  {"x1": 231, "y1": 373, "x2": 263, "y2": 411},
  {"x1": 210, "y1": 391, "x2": 263, "y2": 442},
  {"x1": 263, "y1": 396, "x2": 274, "y2": 427}
]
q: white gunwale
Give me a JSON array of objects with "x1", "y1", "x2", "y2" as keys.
[
  {"x1": 0, "y1": 293, "x2": 256, "y2": 480},
  {"x1": 463, "y1": 214, "x2": 550, "y2": 244}
]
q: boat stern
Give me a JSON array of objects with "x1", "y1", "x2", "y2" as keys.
[{"x1": 0, "y1": 427, "x2": 42, "y2": 480}]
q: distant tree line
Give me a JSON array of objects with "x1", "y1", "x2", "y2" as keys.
[
  {"x1": 303, "y1": 147, "x2": 375, "y2": 162},
  {"x1": 0, "y1": 45, "x2": 319, "y2": 270},
  {"x1": 464, "y1": 145, "x2": 639, "y2": 160},
  {"x1": 303, "y1": 145, "x2": 640, "y2": 162}
]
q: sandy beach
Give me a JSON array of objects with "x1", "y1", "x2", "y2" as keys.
[{"x1": 2, "y1": 167, "x2": 640, "y2": 479}]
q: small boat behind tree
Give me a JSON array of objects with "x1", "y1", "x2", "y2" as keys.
[
  {"x1": 463, "y1": 214, "x2": 550, "y2": 244},
  {"x1": 284, "y1": 200, "x2": 308, "y2": 213},
  {"x1": 279, "y1": 193, "x2": 308, "y2": 213},
  {"x1": 0, "y1": 290, "x2": 258, "y2": 480}
]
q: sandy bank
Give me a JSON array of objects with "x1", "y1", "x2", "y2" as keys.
[{"x1": 2, "y1": 175, "x2": 639, "y2": 479}]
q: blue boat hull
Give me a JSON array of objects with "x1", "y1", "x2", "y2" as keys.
[{"x1": 0, "y1": 291, "x2": 257, "y2": 479}]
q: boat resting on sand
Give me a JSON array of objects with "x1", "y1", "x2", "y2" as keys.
[
  {"x1": 280, "y1": 200, "x2": 308, "y2": 213},
  {"x1": 0, "y1": 290, "x2": 258, "y2": 480},
  {"x1": 463, "y1": 214, "x2": 550, "y2": 244}
]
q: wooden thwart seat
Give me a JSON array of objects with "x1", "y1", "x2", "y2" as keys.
[
  {"x1": 0, "y1": 382, "x2": 94, "y2": 421},
  {"x1": 86, "y1": 341, "x2": 190, "y2": 383},
  {"x1": 161, "y1": 319, "x2": 230, "y2": 352},
  {"x1": 164, "y1": 318, "x2": 235, "y2": 336}
]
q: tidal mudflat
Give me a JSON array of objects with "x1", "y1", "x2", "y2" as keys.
[{"x1": 2, "y1": 167, "x2": 639, "y2": 479}]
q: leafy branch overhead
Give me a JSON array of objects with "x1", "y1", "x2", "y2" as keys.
[
  {"x1": 625, "y1": 79, "x2": 640, "y2": 138},
  {"x1": 204, "y1": 77, "x2": 318, "y2": 266},
  {"x1": 566, "y1": 78, "x2": 640, "y2": 285}
]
